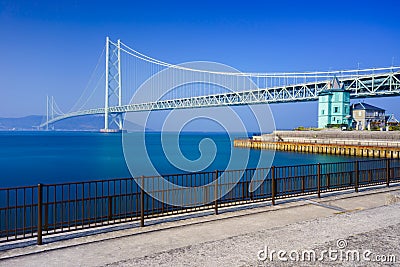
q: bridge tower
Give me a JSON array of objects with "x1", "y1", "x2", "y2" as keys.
[
  {"x1": 104, "y1": 37, "x2": 123, "y2": 131},
  {"x1": 46, "y1": 95, "x2": 55, "y2": 131}
]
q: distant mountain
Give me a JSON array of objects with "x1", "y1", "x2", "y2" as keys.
[
  {"x1": 0, "y1": 115, "x2": 150, "y2": 131},
  {"x1": 0, "y1": 115, "x2": 105, "y2": 131},
  {"x1": 0, "y1": 115, "x2": 44, "y2": 130},
  {"x1": 52, "y1": 115, "x2": 105, "y2": 130}
]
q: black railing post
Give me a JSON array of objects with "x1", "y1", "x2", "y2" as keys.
[
  {"x1": 140, "y1": 176, "x2": 145, "y2": 227},
  {"x1": 355, "y1": 161, "x2": 359, "y2": 193},
  {"x1": 245, "y1": 181, "x2": 250, "y2": 199},
  {"x1": 214, "y1": 170, "x2": 219, "y2": 215},
  {"x1": 271, "y1": 166, "x2": 276, "y2": 206},
  {"x1": 317, "y1": 163, "x2": 321, "y2": 198},
  {"x1": 37, "y1": 184, "x2": 43, "y2": 245},
  {"x1": 161, "y1": 190, "x2": 165, "y2": 214},
  {"x1": 44, "y1": 203, "x2": 48, "y2": 231},
  {"x1": 326, "y1": 174, "x2": 330, "y2": 190},
  {"x1": 386, "y1": 159, "x2": 390, "y2": 187},
  {"x1": 249, "y1": 180, "x2": 253, "y2": 200},
  {"x1": 242, "y1": 181, "x2": 247, "y2": 200},
  {"x1": 108, "y1": 196, "x2": 113, "y2": 221}
]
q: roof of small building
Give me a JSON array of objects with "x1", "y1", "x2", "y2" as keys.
[
  {"x1": 318, "y1": 76, "x2": 346, "y2": 96},
  {"x1": 351, "y1": 102, "x2": 385, "y2": 111},
  {"x1": 332, "y1": 76, "x2": 341, "y2": 89}
]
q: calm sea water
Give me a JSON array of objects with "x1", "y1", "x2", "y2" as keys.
[{"x1": 0, "y1": 131, "x2": 360, "y2": 188}]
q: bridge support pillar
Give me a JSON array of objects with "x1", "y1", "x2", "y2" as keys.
[
  {"x1": 45, "y1": 95, "x2": 55, "y2": 131},
  {"x1": 104, "y1": 37, "x2": 123, "y2": 131}
]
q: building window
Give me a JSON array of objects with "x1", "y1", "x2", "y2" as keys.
[
  {"x1": 333, "y1": 117, "x2": 335, "y2": 122},
  {"x1": 322, "y1": 110, "x2": 324, "y2": 115},
  {"x1": 358, "y1": 111, "x2": 362, "y2": 116},
  {"x1": 334, "y1": 107, "x2": 339, "y2": 113}
]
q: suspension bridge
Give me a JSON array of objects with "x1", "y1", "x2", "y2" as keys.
[{"x1": 40, "y1": 37, "x2": 400, "y2": 131}]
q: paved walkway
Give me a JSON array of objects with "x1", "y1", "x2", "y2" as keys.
[{"x1": 0, "y1": 185, "x2": 399, "y2": 266}]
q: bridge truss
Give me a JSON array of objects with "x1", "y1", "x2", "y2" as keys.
[{"x1": 40, "y1": 38, "x2": 400, "y2": 129}]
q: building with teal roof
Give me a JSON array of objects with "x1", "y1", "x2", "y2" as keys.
[{"x1": 318, "y1": 77, "x2": 351, "y2": 128}]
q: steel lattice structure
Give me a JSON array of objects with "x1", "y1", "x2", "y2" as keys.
[{"x1": 39, "y1": 38, "x2": 400, "y2": 129}]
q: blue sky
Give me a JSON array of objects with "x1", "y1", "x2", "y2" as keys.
[{"x1": 1, "y1": 0, "x2": 400, "y2": 129}]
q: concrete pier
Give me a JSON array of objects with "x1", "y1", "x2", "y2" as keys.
[{"x1": 234, "y1": 139, "x2": 400, "y2": 158}]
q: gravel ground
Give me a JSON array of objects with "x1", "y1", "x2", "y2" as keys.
[
  {"x1": 305, "y1": 224, "x2": 400, "y2": 267},
  {"x1": 108, "y1": 203, "x2": 400, "y2": 267}
]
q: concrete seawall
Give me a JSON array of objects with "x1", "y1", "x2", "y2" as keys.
[
  {"x1": 234, "y1": 139, "x2": 400, "y2": 158},
  {"x1": 260, "y1": 130, "x2": 400, "y2": 142},
  {"x1": 235, "y1": 130, "x2": 400, "y2": 158}
]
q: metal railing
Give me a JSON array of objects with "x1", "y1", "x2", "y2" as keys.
[{"x1": 1, "y1": 158, "x2": 399, "y2": 245}]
